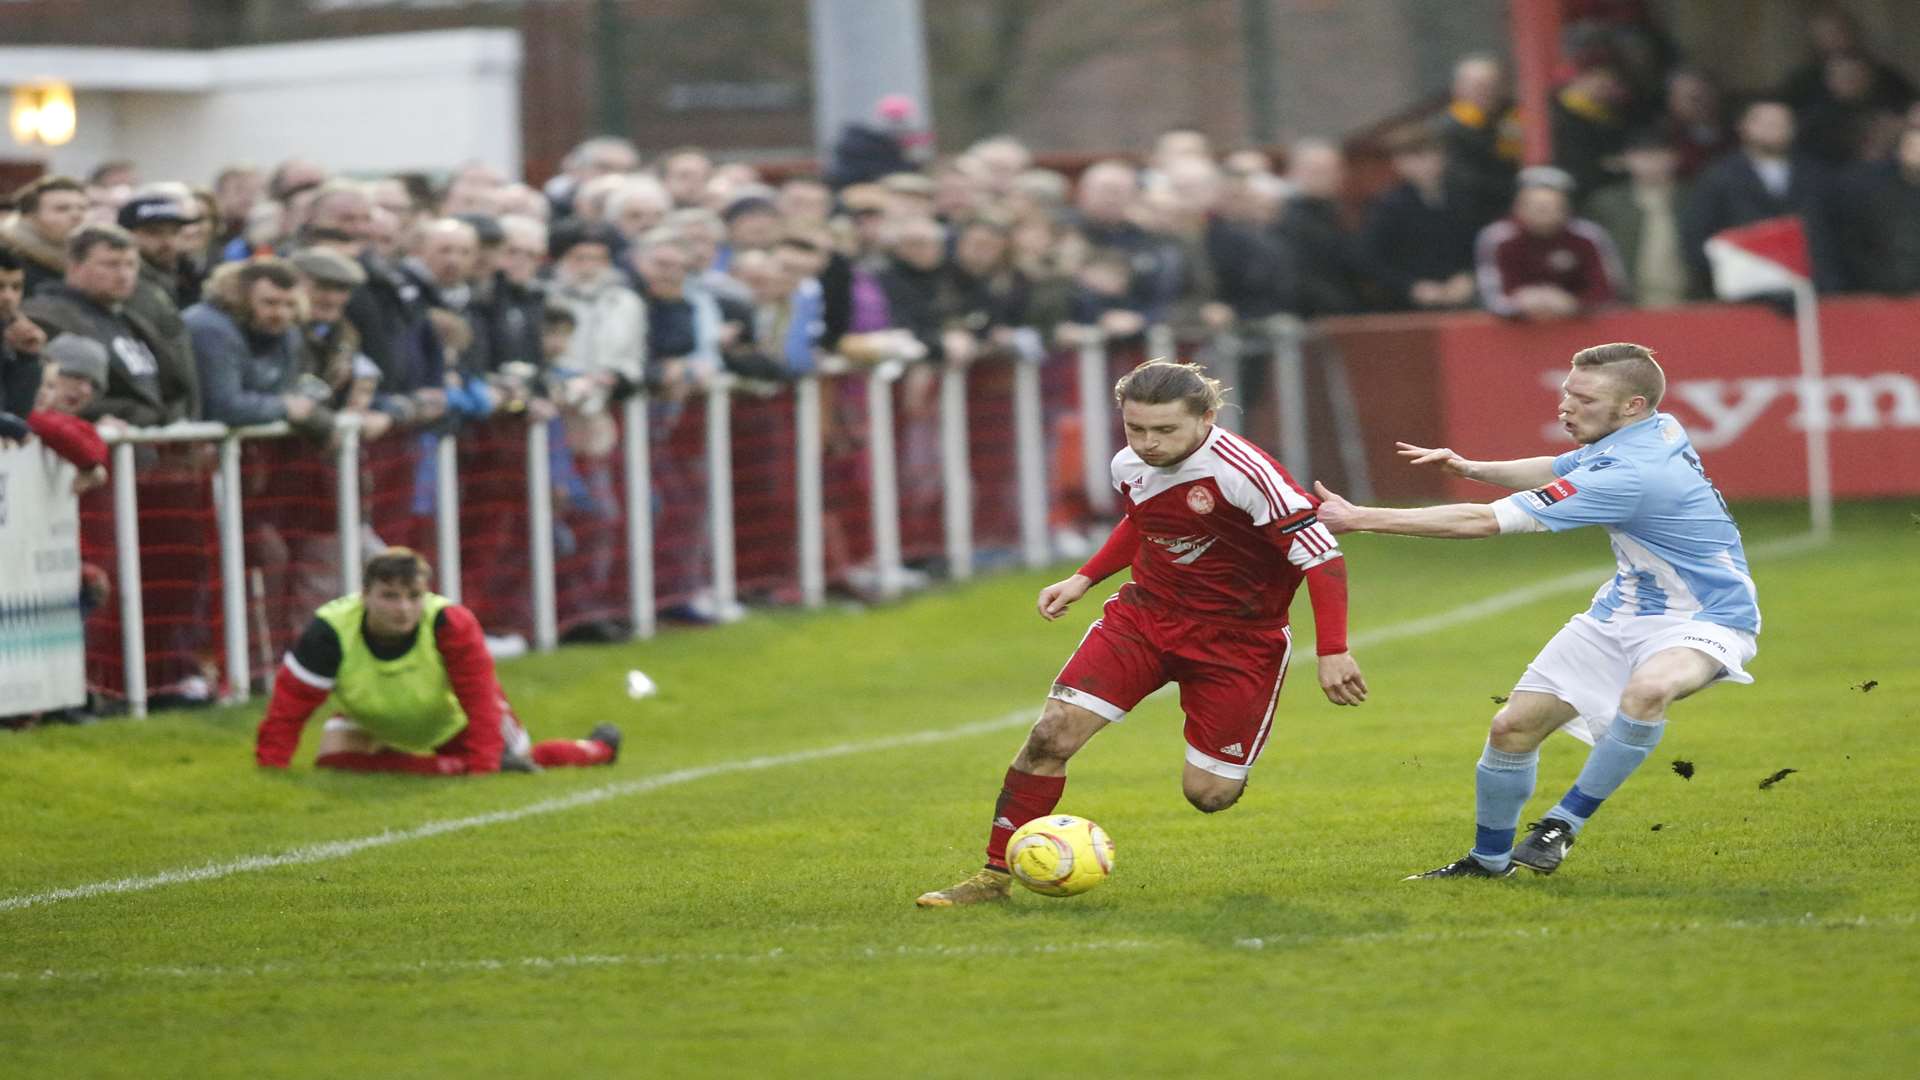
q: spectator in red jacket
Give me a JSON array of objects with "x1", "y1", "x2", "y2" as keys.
[{"x1": 1475, "y1": 166, "x2": 1626, "y2": 321}]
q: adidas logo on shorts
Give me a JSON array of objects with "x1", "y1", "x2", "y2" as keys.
[{"x1": 1218, "y1": 742, "x2": 1245, "y2": 757}]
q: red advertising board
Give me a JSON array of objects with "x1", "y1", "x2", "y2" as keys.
[{"x1": 1320, "y1": 298, "x2": 1920, "y2": 503}]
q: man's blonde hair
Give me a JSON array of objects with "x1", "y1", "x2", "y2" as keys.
[{"x1": 1571, "y1": 342, "x2": 1665, "y2": 409}]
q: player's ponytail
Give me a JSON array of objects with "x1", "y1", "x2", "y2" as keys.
[{"x1": 1113, "y1": 359, "x2": 1226, "y2": 416}]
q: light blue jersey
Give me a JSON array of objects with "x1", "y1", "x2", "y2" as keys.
[{"x1": 1506, "y1": 413, "x2": 1761, "y2": 634}]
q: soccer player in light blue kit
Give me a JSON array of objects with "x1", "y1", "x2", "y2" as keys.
[{"x1": 1314, "y1": 343, "x2": 1759, "y2": 877}]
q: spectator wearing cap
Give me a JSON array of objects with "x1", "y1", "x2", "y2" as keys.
[
  {"x1": 119, "y1": 194, "x2": 199, "y2": 393},
  {"x1": 292, "y1": 248, "x2": 397, "y2": 438},
  {"x1": 24, "y1": 224, "x2": 196, "y2": 427},
  {"x1": 717, "y1": 191, "x2": 781, "y2": 273},
  {"x1": 547, "y1": 222, "x2": 643, "y2": 396},
  {"x1": 1680, "y1": 100, "x2": 1842, "y2": 291},
  {"x1": 184, "y1": 258, "x2": 327, "y2": 432},
  {"x1": 3, "y1": 176, "x2": 89, "y2": 297},
  {"x1": 1360, "y1": 127, "x2": 1482, "y2": 311},
  {"x1": 838, "y1": 183, "x2": 893, "y2": 267},
  {"x1": 14, "y1": 334, "x2": 110, "y2": 490},
  {"x1": 1475, "y1": 166, "x2": 1625, "y2": 321},
  {"x1": 825, "y1": 94, "x2": 927, "y2": 189},
  {"x1": 1582, "y1": 129, "x2": 1694, "y2": 306},
  {"x1": 0, "y1": 248, "x2": 47, "y2": 417}
]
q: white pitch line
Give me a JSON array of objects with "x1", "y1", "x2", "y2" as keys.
[
  {"x1": 0, "y1": 712, "x2": 1031, "y2": 914},
  {"x1": 0, "y1": 530, "x2": 1824, "y2": 915}
]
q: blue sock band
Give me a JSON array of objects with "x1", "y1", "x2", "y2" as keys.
[
  {"x1": 1471, "y1": 743, "x2": 1538, "y2": 869},
  {"x1": 1552, "y1": 713, "x2": 1664, "y2": 832}
]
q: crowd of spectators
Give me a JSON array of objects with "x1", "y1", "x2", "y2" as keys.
[{"x1": 6, "y1": 10, "x2": 1920, "y2": 462}]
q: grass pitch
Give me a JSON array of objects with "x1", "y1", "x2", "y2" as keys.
[{"x1": 3, "y1": 501, "x2": 1915, "y2": 1079}]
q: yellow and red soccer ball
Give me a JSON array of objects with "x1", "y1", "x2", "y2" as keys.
[{"x1": 1006, "y1": 814, "x2": 1116, "y2": 897}]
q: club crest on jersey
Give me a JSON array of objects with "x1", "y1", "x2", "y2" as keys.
[
  {"x1": 1186, "y1": 486, "x2": 1216, "y2": 514},
  {"x1": 1524, "y1": 477, "x2": 1578, "y2": 510}
]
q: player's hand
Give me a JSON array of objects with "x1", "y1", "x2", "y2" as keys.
[
  {"x1": 72, "y1": 465, "x2": 107, "y2": 494},
  {"x1": 1311, "y1": 481, "x2": 1363, "y2": 534},
  {"x1": 1037, "y1": 574, "x2": 1092, "y2": 621},
  {"x1": 1395, "y1": 442, "x2": 1474, "y2": 478},
  {"x1": 1317, "y1": 652, "x2": 1368, "y2": 706}
]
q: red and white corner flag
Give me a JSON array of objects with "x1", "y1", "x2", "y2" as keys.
[{"x1": 1704, "y1": 215, "x2": 1811, "y2": 300}]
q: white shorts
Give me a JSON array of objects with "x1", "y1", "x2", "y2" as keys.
[{"x1": 1514, "y1": 613, "x2": 1757, "y2": 745}]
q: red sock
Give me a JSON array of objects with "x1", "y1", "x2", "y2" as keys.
[
  {"x1": 531, "y1": 739, "x2": 615, "y2": 767},
  {"x1": 315, "y1": 751, "x2": 465, "y2": 776},
  {"x1": 984, "y1": 768, "x2": 1066, "y2": 871}
]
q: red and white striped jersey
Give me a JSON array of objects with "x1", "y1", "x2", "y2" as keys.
[{"x1": 1111, "y1": 425, "x2": 1340, "y2": 627}]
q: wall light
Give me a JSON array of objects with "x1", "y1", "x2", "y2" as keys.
[{"x1": 10, "y1": 82, "x2": 78, "y2": 147}]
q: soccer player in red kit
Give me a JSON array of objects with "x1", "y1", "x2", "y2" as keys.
[{"x1": 917, "y1": 360, "x2": 1366, "y2": 906}]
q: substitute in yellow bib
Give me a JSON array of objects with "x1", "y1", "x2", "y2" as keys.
[{"x1": 255, "y1": 549, "x2": 620, "y2": 775}]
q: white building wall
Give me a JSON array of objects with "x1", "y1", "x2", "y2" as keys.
[{"x1": 3, "y1": 29, "x2": 521, "y2": 185}]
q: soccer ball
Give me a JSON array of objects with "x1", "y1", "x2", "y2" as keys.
[{"x1": 1007, "y1": 814, "x2": 1116, "y2": 897}]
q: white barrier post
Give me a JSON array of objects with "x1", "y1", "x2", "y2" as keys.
[
  {"x1": 1147, "y1": 322, "x2": 1176, "y2": 363},
  {"x1": 1791, "y1": 282, "x2": 1834, "y2": 539},
  {"x1": 705, "y1": 380, "x2": 738, "y2": 617},
  {"x1": 1270, "y1": 315, "x2": 1312, "y2": 481},
  {"x1": 1076, "y1": 339, "x2": 1115, "y2": 515},
  {"x1": 334, "y1": 420, "x2": 363, "y2": 596},
  {"x1": 525, "y1": 418, "x2": 558, "y2": 652},
  {"x1": 940, "y1": 363, "x2": 974, "y2": 581},
  {"x1": 111, "y1": 441, "x2": 147, "y2": 719},
  {"x1": 434, "y1": 433, "x2": 461, "y2": 604},
  {"x1": 215, "y1": 437, "x2": 249, "y2": 704},
  {"x1": 794, "y1": 375, "x2": 826, "y2": 608},
  {"x1": 867, "y1": 362, "x2": 906, "y2": 599},
  {"x1": 622, "y1": 396, "x2": 656, "y2": 639},
  {"x1": 1012, "y1": 352, "x2": 1049, "y2": 569}
]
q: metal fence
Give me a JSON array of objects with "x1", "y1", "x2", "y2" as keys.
[{"x1": 83, "y1": 318, "x2": 1363, "y2": 718}]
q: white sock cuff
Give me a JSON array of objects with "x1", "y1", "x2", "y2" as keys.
[
  {"x1": 1479, "y1": 743, "x2": 1539, "y2": 770},
  {"x1": 1610, "y1": 714, "x2": 1666, "y2": 747}
]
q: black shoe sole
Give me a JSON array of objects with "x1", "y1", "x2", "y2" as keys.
[{"x1": 1511, "y1": 855, "x2": 1563, "y2": 875}]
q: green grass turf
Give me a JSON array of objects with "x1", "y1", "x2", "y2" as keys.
[{"x1": 2, "y1": 500, "x2": 1915, "y2": 1079}]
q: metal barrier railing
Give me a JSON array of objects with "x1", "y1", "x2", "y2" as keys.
[{"x1": 85, "y1": 319, "x2": 1357, "y2": 719}]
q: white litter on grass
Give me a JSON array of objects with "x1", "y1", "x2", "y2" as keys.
[{"x1": 625, "y1": 669, "x2": 657, "y2": 699}]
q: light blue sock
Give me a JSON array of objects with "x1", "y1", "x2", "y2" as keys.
[
  {"x1": 1470, "y1": 743, "x2": 1538, "y2": 871},
  {"x1": 1550, "y1": 713, "x2": 1665, "y2": 833}
]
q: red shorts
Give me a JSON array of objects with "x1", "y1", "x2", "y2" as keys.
[{"x1": 1050, "y1": 593, "x2": 1293, "y2": 780}]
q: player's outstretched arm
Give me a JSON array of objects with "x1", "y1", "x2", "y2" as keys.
[
  {"x1": 1313, "y1": 481, "x2": 1501, "y2": 539},
  {"x1": 1395, "y1": 442, "x2": 1559, "y2": 491}
]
